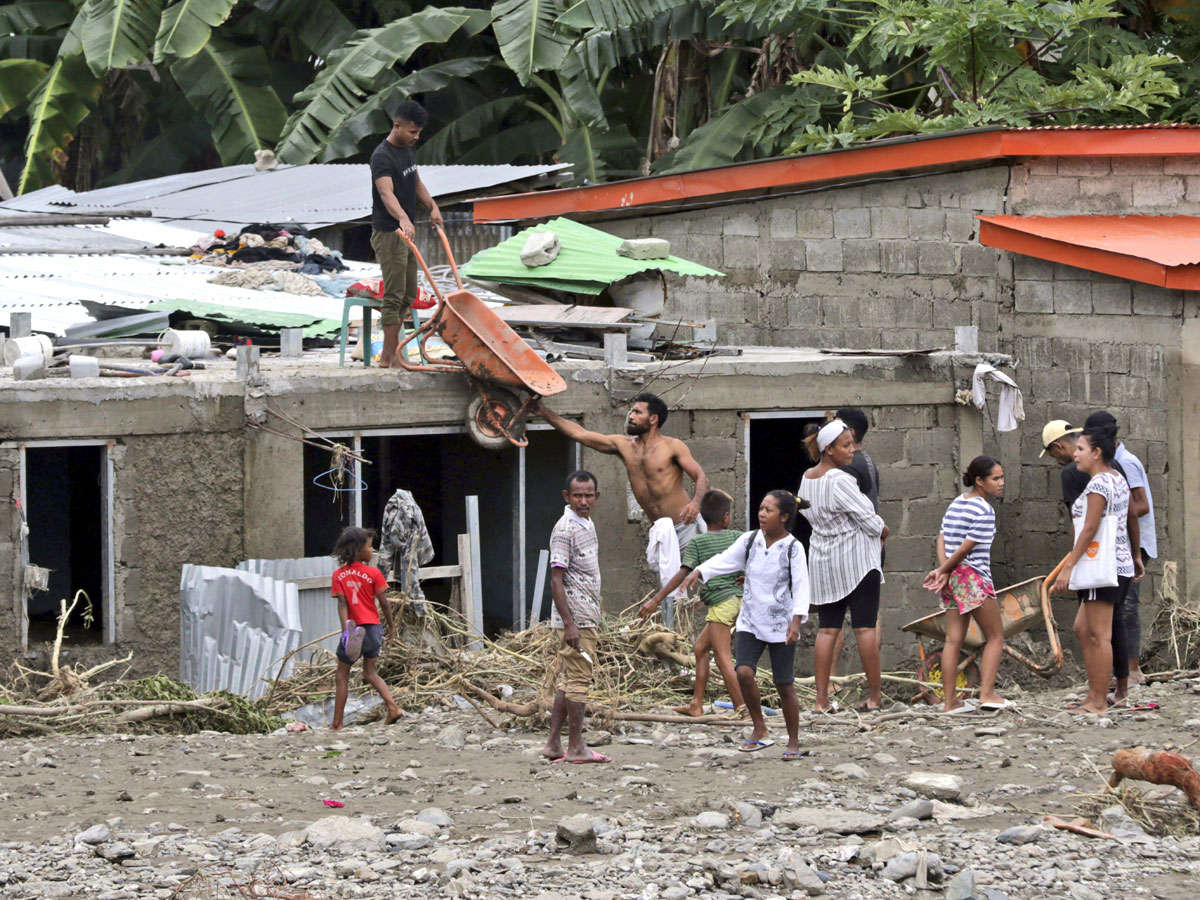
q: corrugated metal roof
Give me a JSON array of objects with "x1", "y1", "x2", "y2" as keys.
[
  {"x1": 238, "y1": 557, "x2": 340, "y2": 664},
  {"x1": 0, "y1": 163, "x2": 572, "y2": 230},
  {"x1": 0, "y1": 224, "x2": 157, "y2": 253},
  {"x1": 459, "y1": 217, "x2": 724, "y2": 294},
  {"x1": 977, "y1": 213, "x2": 1200, "y2": 289},
  {"x1": 471, "y1": 125, "x2": 1200, "y2": 222},
  {"x1": 179, "y1": 565, "x2": 303, "y2": 699},
  {"x1": 0, "y1": 253, "x2": 377, "y2": 335}
]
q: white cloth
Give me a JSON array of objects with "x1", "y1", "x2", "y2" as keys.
[
  {"x1": 697, "y1": 530, "x2": 810, "y2": 642},
  {"x1": 647, "y1": 517, "x2": 685, "y2": 600},
  {"x1": 971, "y1": 363, "x2": 1025, "y2": 433},
  {"x1": 817, "y1": 419, "x2": 848, "y2": 453}
]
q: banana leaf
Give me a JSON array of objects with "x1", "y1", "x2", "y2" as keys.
[
  {"x1": 79, "y1": 0, "x2": 163, "y2": 76},
  {"x1": 154, "y1": 0, "x2": 237, "y2": 62},
  {"x1": 493, "y1": 0, "x2": 572, "y2": 86},
  {"x1": 17, "y1": 53, "x2": 102, "y2": 194}
]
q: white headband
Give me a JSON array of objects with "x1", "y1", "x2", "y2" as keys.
[{"x1": 817, "y1": 419, "x2": 848, "y2": 454}]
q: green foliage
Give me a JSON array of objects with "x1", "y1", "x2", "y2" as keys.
[
  {"x1": 154, "y1": 0, "x2": 238, "y2": 63},
  {"x1": 274, "y1": 7, "x2": 476, "y2": 164},
  {"x1": 0, "y1": 59, "x2": 51, "y2": 120},
  {"x1": 112, "y1": 674, "x2": 283, "y2": 735},
  {"x1": 17, "y1": 54, "x2": 102, "y2": 193},
  {"x1": 79, "y1": 0, "x2": 164, "y2": 76},
  {"x1": 778, "y1": 0, "x2": 1181, "y2": 153},
  {"x1": 653, "y1": 87, "x2": 783, "y2": 173},
  {"x1": 171, "y1": 37, "x2": 288, "y2": 164},
  {"x1": 493, "y1": 0, "x2": 574, "y2": 86}
]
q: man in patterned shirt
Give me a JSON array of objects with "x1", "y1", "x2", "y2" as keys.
[{"x1": 541, "y1": 470, "x2": 611, "y2": 764}]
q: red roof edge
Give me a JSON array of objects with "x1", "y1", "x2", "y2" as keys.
[
  {"x1": 473, "y1": 126, "x2": 1200, "y2": 223},
  {"x1": 978, "y1": 218, "x2": 1200, "y2": 290}
]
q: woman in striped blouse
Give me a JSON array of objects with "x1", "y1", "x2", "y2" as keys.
[
  {"x1": 799, "y1": 420, "x2": 889, "y2": 713},
  {"x1": 923, "y1": 456, "x2": 1008, "y2": 714}
]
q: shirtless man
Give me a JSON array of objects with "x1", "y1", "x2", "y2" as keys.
[{"x1": 534, "y1": 392, "x2": 708, "y2": 627}]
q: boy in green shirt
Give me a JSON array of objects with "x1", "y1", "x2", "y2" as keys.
[{"x1": 640, "y1": 489, "x2": 745, "y2": 717}]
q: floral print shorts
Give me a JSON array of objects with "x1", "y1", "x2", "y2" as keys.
[{"x1": 940, "y1": 564, "x2": 995, "y2": 615}]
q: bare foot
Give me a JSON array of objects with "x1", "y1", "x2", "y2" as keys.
[
  {"x1": 672, "y1": 704, "x2": 705, "y2": 717},
  {"x1": 385, "y1": 707, "x2": 404, "y2": 725},
  {"x1": 541, "y1": 743, "x2": 563, "y2": 761},
  {"x1": 1129, "y1": 670, "x2": 1147, "y2": 686},
  {"x1": 559, "y1": 749, "x2": 611, "y2": 764},
  {"x1": 330, "y1": 723, "x2": 343, "y2": 731}
]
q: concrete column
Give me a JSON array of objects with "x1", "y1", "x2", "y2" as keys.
[
  {"x1": 1180, "y1": 317, "x2": 1200, "y2": 607},
  {"x1": 280, "y1": 328, "x2": 303, "y2": 358},
  {"x1": 244, "y1": 427, "x2": 305, "y2": 559},
  {"x1": 9, "y1": 313, "x2": 31, "y2": 339}
]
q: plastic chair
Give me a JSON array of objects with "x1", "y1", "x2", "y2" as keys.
[{"x1": 338, "y1": 299, "x2": 422, "y2": 367}]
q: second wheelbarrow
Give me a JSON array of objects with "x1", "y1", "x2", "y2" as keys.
[
  {"x1": 393, "y1": 225, "x2": 566, "y2": 449},
  {"x1": 901, "y1": 555, "x2": 1068, "y2": 703}
]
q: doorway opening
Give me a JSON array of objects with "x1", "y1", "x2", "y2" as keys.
[
  {"x1": 22, "y1": 443, "x2": 111, "y2": 645},
  {"x1": 303, "y1": 428, "x2": 573, "y2": 632},
  {"x1": 746, "y1": 412, "x2": 827, "y2": 549}
]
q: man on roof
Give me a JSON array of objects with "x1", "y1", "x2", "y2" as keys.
[
  {"x1": 535, "y1": 393, "x2": 708, "y2": 629},
  {"x1": 369, "y1": 99, "x2": 442, "y2": 369}
]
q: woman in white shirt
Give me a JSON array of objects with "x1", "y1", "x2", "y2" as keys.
[
  {"x1": 1052, "y1": 426, "x2": 1142, "y2": 715},
  {"x1": 682, "y1": 490, "x2": 810, "y2": 760},
  {"x1": 799, "y1": 420, "x2": 888, "y2": 713}
]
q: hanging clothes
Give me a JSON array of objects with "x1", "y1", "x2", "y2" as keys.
[
  {"x1": 377, "y1": 488, "x2": 435, "y2": 611},
  {"x1": 971, "y1": 363, "x2": 1026, "y2": 433}
]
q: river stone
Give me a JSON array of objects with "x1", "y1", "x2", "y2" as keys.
[
  {"x1": 303, "y1": 816, "x2": 386, "y2": 852},
  {"x1": 435, "y1": 724, "x2": 467, "y2": 749},
  {"x1": 616, "y1": 238, "x2": 670, "y2": 260},
  {"x1": 773, "y1": 807, "x2": 885, "y2": 834},
  {"x1": 76, "y1": 824, "x2": 111, "y2": 845},
  {"x1": 902, "y1": 772, "x2": 963, "y2": 801},
  {"x1": 694, "y1": 811, "x2": 730, "y2": 830},
  {"x1": 947, "y1": 868, "x2": 977, "y2": 900},
  {"x1": 556, "y1": 814, "x2": 598, "y2": 853},
  {"x1": 888, "y1": 799, "x2": 934, "y2": 822},
  {"x1": 416, "y1": 807, "x2": 454, "y2": 827},
  {"x1": 996, "y1": 824, "x2": 1044, "y2": 845},
  {"x1": 881, "y1": 850, "x2": 943, "y2": 884}
]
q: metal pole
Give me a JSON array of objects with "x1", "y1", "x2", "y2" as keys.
[{"x1": 465, "y1": 495, "x2": 484, "y2": 648}]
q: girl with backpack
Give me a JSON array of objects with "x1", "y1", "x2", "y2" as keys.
[
  {"x1": 800, "y1": 419, "x2": 889, "y2": 713},
  {"x1": 681, "y1": 490, "x2": 810, "y2": 759}
]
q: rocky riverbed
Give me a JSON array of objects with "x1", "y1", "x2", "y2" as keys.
[{"x1": 3, "y1": 678, "x2": 1200, "y2": 900}]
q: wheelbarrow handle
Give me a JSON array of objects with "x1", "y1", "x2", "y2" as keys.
[
  {"x1": 395, "y1": 227, "x2": 449, "y2": 307},
  {"x1": 432, "y1": 223, "x2": 465, "y2": 292}
]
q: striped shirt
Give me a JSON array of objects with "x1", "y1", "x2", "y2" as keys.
[
  {"x1": 548, "y1": 507, "x2": 602, "y2": 629},
  {"x1": 799, "y1": 469, "x2": 886, "y2": 606},
  {"x1": 940, "y1": 495, "x2": 996, "y2": 584},
  {"x1": 681, "y1": 529, "x2": 742, "y2": 607},
  {"x1": 1071, "y1": 471, "x2": 1134, "y2": 578}
]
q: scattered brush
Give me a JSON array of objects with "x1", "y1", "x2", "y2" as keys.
[{"x1": 1077, "y1": 782, "x2": 1200, "y2": 838}]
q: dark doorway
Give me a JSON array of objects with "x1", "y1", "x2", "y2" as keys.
[
  {"x1": 303, "y1": 430, "x2": 572, "y2": 632},
  {"x1": 25, "y1": 446, "x2": 105, "y2": 643},
  {"x1": 748, "y1": 415, "x2": 825, "y2": 550}
]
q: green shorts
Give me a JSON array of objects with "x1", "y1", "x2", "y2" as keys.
[{"x1": 369, "y1": 229, "x2": 418, "y2": 327}]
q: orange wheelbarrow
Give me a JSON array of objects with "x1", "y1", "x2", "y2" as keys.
[
  {"x1": 901, "y1": 556, "x2": 1068, "y2": 704},
  {"x1": 394, "y1": 226, "x2": 566, "y2": 449}
]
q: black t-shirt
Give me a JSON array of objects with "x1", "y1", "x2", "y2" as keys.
[
  {"x1": 1061, "y1": 459, "x2": 1127, "y2": 508},
  {"x1": 841, "y1": 449, "x2": 880, "y2": 511},
  {"x1": 369, "y1": 139, "x2": 418, "y2": 230}
]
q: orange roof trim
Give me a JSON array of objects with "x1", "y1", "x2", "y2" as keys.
[
  {"x1": 472, "y1": 126, "x2": 1200, "y2": 223},
  {"x1": 978, "y1": 214, "x2": 1200, "y2": 290}
]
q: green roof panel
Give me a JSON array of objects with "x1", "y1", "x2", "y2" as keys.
[{"x1": 459, "y1": 217, "x2": 723, "y2": 295}]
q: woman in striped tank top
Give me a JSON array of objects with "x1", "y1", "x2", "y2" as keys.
[{"x1": 922, "y1": 456, "x2": 1008, "y2": 714}]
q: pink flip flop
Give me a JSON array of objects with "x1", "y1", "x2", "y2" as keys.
[{"x1": 555, "y1": 750, "x2": 612, "y2": 764}]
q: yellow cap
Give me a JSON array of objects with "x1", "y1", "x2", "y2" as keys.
[{"x1": 1039, "y1": 420, "x2": 1081, "y2": 457}]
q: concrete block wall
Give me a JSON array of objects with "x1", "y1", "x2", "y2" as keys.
[{"x1": 603, "y1": 166, "x2": 1011, "y2": 352}]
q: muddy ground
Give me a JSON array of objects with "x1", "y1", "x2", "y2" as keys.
[{"x1": 2, "y1": 671, "x2": 1200, "y2": 900}]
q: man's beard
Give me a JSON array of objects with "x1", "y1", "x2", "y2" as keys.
[{"x1": 626, "y1": 422, "x2": 647, "y2": 436}]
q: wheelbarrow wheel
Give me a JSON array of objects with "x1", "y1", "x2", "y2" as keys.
[
  {"x1": 916, "y1": 649, "x2": 980, "y2": 705},
  {"x1": 465, "y1": 389, "x2": 523, "y2": 450}
]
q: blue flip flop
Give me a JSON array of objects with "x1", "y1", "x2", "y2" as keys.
[{"x1": 738, "y1": 739, "x2": 775, "y2": 752}]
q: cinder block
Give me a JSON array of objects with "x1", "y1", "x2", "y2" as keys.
[
  {"x1": 686, "y1": 214, "x2": 723, "y2": 235},
  {"x1": 722, "y1": 235, "x2": 761, "y2": 270},
  {"x1": 1025, "y1": 157, "x2": 1059, "y2": 176},
  {"x1": 883, "y1": 468, "x2": 936, "y2": 504},
  {"x1": 1164, "y1": 155, "x2": 1200, "y2": 175},
  {"x1": 1111, "y1": 157, "x2": 1164, "y2": 175},
  {"x1": 1057, "y1": 157, "x2": 1111, "y2": 177},
  {"x1": 805, "y1": 240, "x2": 843, "y2": 272},
  {"x1": 960, "y1": 245, "x2": 998, "y2": 277},
  {"x1": 769, "y1": 240, "x2": 806, "y2": 275},
  {"x1": 685, "y1": 234, "x2": 722, "y2": 267},
  {"x1": 795, "y1": 208, "x2": 834, "y2": 238},
  {"x1": 879, "y1": 241, "x2": 917, "y2": 274},
  {"x1": 833, "y1": 207, "x2": 871, "y2": 238},
  {"x1": 617, "y1": 238, "x2": 671, "y2": 259},
  {"x1": 895, "y1": 298, "x2": 933, "y2": 329},
  {"x1": 870, "y1": 207, "x2": 909, "y2": 239},
  {"x1": 1132, "y1": 284, "x2": 1183, "y2": 317},
  {"x1": 1087, "y1": 371, "x2": 1109, "y2": 404},
  {"x1": 907, "y1": 497, "x2": 951, "y2": 533},
  {"x1": 1033, "y1": 368, "x2": 1071, "y2": 400},
  {"x1": 1147, "y1": 440, "x2": 1169, "y2": 474},
  {"x1": 1013, "y1": 255, "x2": 1055, "y2": 281},
  {"x1": 769, "y1": 207, "x2": 797, "y2": 240},
  {"x1": 723, "y1": 214, "x2": 759, "y2": 237},
  {"x1": 909, "y1": 208, "x2": 945, "y2": 240},
  {"x1": 1109, "y1": 376, "x2": 1150, "y2": 408},
  {"x1": 1128, "y1": 344, "x2": 1164, "y2": 380},
  {"x1": 785, "y1": 295, "x2": 820, "y2": 327},
  {"x1": 842, "y1": 239, "x2": 881, "y2": 272},
  {"x1": 881, "y1": 406, "x2": 939, "y2": 429},
  {"x1": 885, "y1": 536, "x2": 937, "y2": 571},
  {"x1": 1132, "y1": 176, "x2": 1184, "y2": 208},
  {"x1": 1091, "y1": 281, "x2": 1132, "y2": 315},
  {"x1": 905, "y1": 428, "x2": 956, "y2": 462},
  {"x1": 1052, "y1": 280, "x2": 1092, "y2": 314},
  {"x1": 1079, "y1": 176, "x2": 1134, "y2": 205},
  {"x1": 917, "y1": 243, "x2": 957, "y2": 275}
]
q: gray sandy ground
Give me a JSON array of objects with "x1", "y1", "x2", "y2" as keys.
[{"x1": 2, "y1": 678, "x2": 1200, "y2": 899}]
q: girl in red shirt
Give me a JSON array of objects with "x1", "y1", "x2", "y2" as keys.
[{"x1": 331, "y1": 527, "x2": 403, "y2": 729}]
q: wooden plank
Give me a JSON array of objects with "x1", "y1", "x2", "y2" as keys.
[
  {"x1": 458, "y1": 532, "x2": 483, "y2": 650},
  {"x1": 531, "y1": 549, "x2": 549, "y2": 625},
  {"x1": 493, "y1": 304, "x2": 635, "y2": 327},
  {"x1": 464, "y1": 496, "x2": 484, "y2": 650}
]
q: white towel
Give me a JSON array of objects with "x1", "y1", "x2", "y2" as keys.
[
  {"x1": 646, "y1": 517, "x2": 686, "y2": 600},
  {"x1": 971, "y1": 363, "x2": 1025, "y2": 433}
]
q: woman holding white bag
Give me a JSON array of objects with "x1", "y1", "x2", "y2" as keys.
[{"x1": 1053, "y1": 426, "x2": 1142, "y2": 715}]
